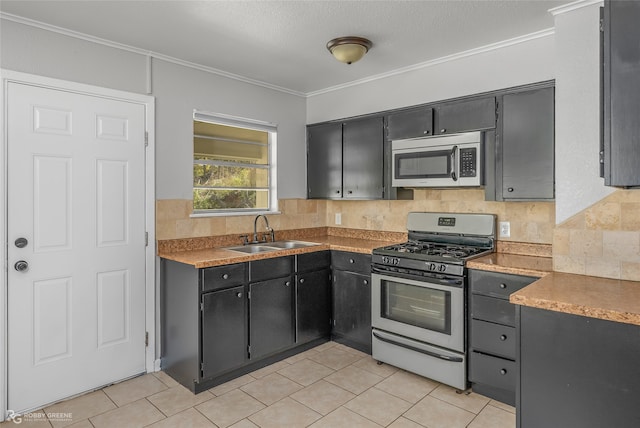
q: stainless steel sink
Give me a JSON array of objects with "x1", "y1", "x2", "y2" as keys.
[
  {"x1": 224, "y1": 240, "x2": 319, "y2": 253},
  {"x1": 224, "y1": 245, "x2": 279, "y2": 254},
  {"x1": 267, "y1": 240, "x2": 319, "y2": 249}
]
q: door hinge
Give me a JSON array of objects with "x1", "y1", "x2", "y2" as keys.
[
  {"x1": 144, "y1": 131, "x2": 149, "y2": 147},
  {"x1": 247, "y1": 290, "x2": 251, "y2": 299},
  {"x1": 247, "y1": 345, "x2": 251, "y2": 358},
  {"x1": 200, "y1": 301, "x2": 204, "y2": 312},
  {"x1": 599, "y1": 17, "x2": 604, "y2": 32},
  {"x1": 145, "y1": 232, "x2": 149, "y2": 247},
  {"x1": 145, "y1": 331, "x2": 149, "y2": 347},
  {"x1": 200, "y1": 362, "x2": 205, "y2": 376}
]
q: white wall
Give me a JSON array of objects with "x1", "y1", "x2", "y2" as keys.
[
  {"x1": 307, "y1": 35, "x2": 556, "y2": 123},
  {"x1": 553, "y1": 1, "x2": 613, "y2": 224},
  {"x1": 0, "y1": 19, "x2": 308, "y2": 200}
]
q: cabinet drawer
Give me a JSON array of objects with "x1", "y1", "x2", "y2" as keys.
[
  {"x1": 249, "y1": 256, "x2": 294, "y2": 282},
  {"x1": 332, "y1": 251, "x2": 371, "y2": 274},
  {"x1": 470, "y1": 319, "x2": 516, "y2": 360},
  {"x1": 470, "y1": 351, "x2": 516, "y2": 392},
  {"x1": 201, "y1": 263, "x2": 246, "y2": 292},
  {"x1": 471, "y1": 294, "x2": 516, "y2": 327},
  {"x1": 469, "y1": 269, "x2": 536, "y2": 300},
  {"x1": 297, "y1": 251, "x2": 330, "y2": 272}
]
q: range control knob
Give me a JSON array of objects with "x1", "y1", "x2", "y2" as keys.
[
  {"x1": 438, "y1": 264, "x2": 447, "y2": 272},
  {"x1": 429, "y1": 263, "x2": 436, "y2": 271}
]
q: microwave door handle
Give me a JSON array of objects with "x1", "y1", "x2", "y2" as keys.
[{"x1": 450, "y1": 145, "x2": 458, "y2": 181}]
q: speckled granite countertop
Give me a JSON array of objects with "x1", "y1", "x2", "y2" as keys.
[
  {"x1": 158, "y1": 230, "x2": 404, "y2": 269},
  {"x1": 467, "y1": 252, "x2": 553, "y2": 278},
  {"x1": 510, "y1": 272, "x2": 640, "y2": 326},
  {"x1": 468, "y1": 244, "x2": 640, "y2": 326}
]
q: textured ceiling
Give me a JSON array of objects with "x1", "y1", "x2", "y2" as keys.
[{"x1": 0, "y1": 0, "x2": 569, "y2": 95}]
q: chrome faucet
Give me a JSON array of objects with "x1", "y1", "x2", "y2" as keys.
[{"x1": 253, "y1": 214, "x2": 275, "y2": 243}]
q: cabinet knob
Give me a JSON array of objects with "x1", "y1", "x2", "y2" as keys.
[
  {"x1": 500, "y1": 369, "x2": 507, "y2": 375},
  {"x1": 500, "y1": 334, "x2": 507, "y2": 341},
  {"x1": 299, "y1": 278, "x2": 305, "y2": 284},
  {"x1": 499, "y1": 283, "x2": 507, "y2": 289},
  {"x1": 222, "y1": 273, "x2": 229, "y2": 280},
  {"x1": 336, "y1": 190, "x2": 341, "y2": 194},
  {"x1": 349, "y1": 259, "x2": 354, "y2": 263},
  {"x1": 285, "y1": 281, "x2": 291, "y2": 287},
  {"x1": 440, "y1": 128, "x2": 446, "y2": 133},
  {"x1": 348, "y1": 190, "x2": 353, "y2": 194},
  {"x1": 236, "y1": 292, "x2": 242, "y2": 298},
  {"x1": 424, "y1": 130, "x2": 430, "y2": 135},
  {"x1": 363, "y1": 279, "x2": 368, "y2": 285},
  {"x1": 507, "y1": 187, "x2": 514, "y2": 192}
]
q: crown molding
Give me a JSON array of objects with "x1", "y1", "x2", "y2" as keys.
[
  {"x1": 0, "y1": 12, "x2": 306, "y2": 98},
  {"x1": 549, "y1": 0, "x2": 603, "y2": 16},
  {"x1": 307, "y1": 28, "x2": 555, "y2": 97}
]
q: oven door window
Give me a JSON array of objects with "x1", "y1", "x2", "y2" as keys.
[
  {"x1": 381, "y1": 279, "x2": 451, "y2": 335},
  {"x1": 394, "y1": 149, "x2": 451, "y2": 180}
]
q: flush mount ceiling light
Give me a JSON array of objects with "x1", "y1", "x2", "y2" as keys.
[{"x1": 326, "y1": 36, "x2": 372, "y2": 64}]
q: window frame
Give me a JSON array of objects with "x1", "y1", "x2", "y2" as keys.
[{"x1": 191, "y1": 110, "x2": 278, "y2": 216}]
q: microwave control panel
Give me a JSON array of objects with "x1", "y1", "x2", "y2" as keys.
[{"x1": 460, "y1": 148, "x2": 477, "y2": 177}]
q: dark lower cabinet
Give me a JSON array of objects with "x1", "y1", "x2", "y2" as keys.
[
  {"x1": 469, "y1": 269, "x2": 536, "y2": 406},
  {"x1": 249, "y1": 275, "x2": 295, "y2": 359},
  {"x1": 518, "y1": 306, "x2": 640, "y2": 428},
  {"x1": 297, "y1": 268, "x2": 331, "y2": 344},
  {"x1": 331, "y1": 250, "x2": 372, "y2": 354},
  {"x1": 201, "y1": 285, "x2": 247, "y2": 378}
]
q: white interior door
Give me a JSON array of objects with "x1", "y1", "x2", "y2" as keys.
[{"x1": 7, "y1": 81, "x2": 147, "y2": 413}]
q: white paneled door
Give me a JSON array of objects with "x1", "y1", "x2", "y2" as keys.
[{"x1": 7, "y1": 82, "x2": 147, "y2": 413}]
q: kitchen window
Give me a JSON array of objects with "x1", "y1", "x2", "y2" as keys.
[{"x1": 192, "y1": 111, "x2": 277, "y2": 214}]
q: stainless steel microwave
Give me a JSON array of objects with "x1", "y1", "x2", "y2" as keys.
[{"x1": 391, "y1": 131, "x2": 483, "y2": 188}]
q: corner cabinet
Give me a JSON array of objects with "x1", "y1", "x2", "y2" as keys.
[
  {"x1": 307, "y1": 116, "x2": 384, "y2": 200},
  {"x1": 602, "y1": 0, "x2": 640, "y2": 187}
]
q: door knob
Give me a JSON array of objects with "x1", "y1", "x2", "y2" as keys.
[
  {"x1": 15, "y1": 238, "x2": 28, "y2": 248},
  {"x1": 14, "y1": 260, "x2": 29, "y2": 272}
]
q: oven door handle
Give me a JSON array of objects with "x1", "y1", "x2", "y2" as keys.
[{"x1": 373, "y1": 331, "x2": 464, "y2": 363}]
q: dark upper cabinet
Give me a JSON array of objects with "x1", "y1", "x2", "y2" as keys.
[
  {"x1": 602, "y1": 0, "x2": 640, "y2": 187},
  {"x1": 307, "y1": 116, "x2": 384, "y2": 200},
  {"x1": 342, "y1": 116, "x2": 384, "y2": 199},
  {"x1": 386, "y1": 107, "x2": 434, "y2": 140},
  {"x1": 434, "y1": 97, "x2": 496, "y2": 135},
  {"x1": 307, "y1": 123, "x2": 342, "y2": 198},
  {"x1": 498, "y1": 87, "x2": 555, "y2": 200}
]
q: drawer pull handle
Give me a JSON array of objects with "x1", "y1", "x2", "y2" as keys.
[
  {"x1": 499, "y1": 283, "x2": 507, "y2": 289},
  {"x1": 500, "y1": 334, "x2": 507, "y2": 341},
  {"x1": 285, "y1": 281, "x2": 291, "y2": 287},
  {"x1": 500, "y1": 369, "x2": 507, "y2": 375},
  {"x1": 236, "y1": 292, "x2": 242, "y2": 298},
  {"x1": 299, "y1": 278, "x2": 305, "y2": 284},
  {"x1": 222, "y1": 273, "x2": 229, "y2": 280},
  {"x1": 349, "y1": 259, "x2": 355, "y2": 263},
  {"x1": 363, "y1": 280, "x2": 368, "y2": 285}
]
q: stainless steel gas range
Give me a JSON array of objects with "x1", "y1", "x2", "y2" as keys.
[{"x1": 371, "y1": 212, "x2": 496, "y2": 390}]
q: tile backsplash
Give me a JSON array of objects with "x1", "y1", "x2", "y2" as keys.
[
  {"x1": 553, "y1": 190, "x2": 640, "y2": 281},
  {"x1": 156, "y1": 189, "x2": 555, "y2": 244}
]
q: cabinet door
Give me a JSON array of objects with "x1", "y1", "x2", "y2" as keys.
[
  {"x1": 343, "y1": 117, "x2": 384, "y2": 199},
  {"x1": 332, "y1": 270, "x2": 372, "y2": 353},
  {"x1": 249, "y1": 275, "x2": 295, "y2": 359},
  {"x1": 307, "y1": 123, "x2": 343, "y2": 199},
  {"x1": 501, "y1": 87, "x2": 555, "y2": 200},
  {"x1": 603, "y1": 0, "x2": 640, "y2": 186},
  {"x1": 434, "y1": 97, "x2": 496, "y2": 135},
  {"x1": 296, "y1": 268, "x2": 331, "y2": 344},
  {"x1": 387, "y1": 107, "x2": 433, "y2": 140},
  {"x1": 201, "y1": 286, "x2": 247, "y2": 379}
]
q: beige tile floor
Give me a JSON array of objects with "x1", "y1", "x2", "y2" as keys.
[{"x1": 2, "y1": 341, "x2": 515, "y2": 428}]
